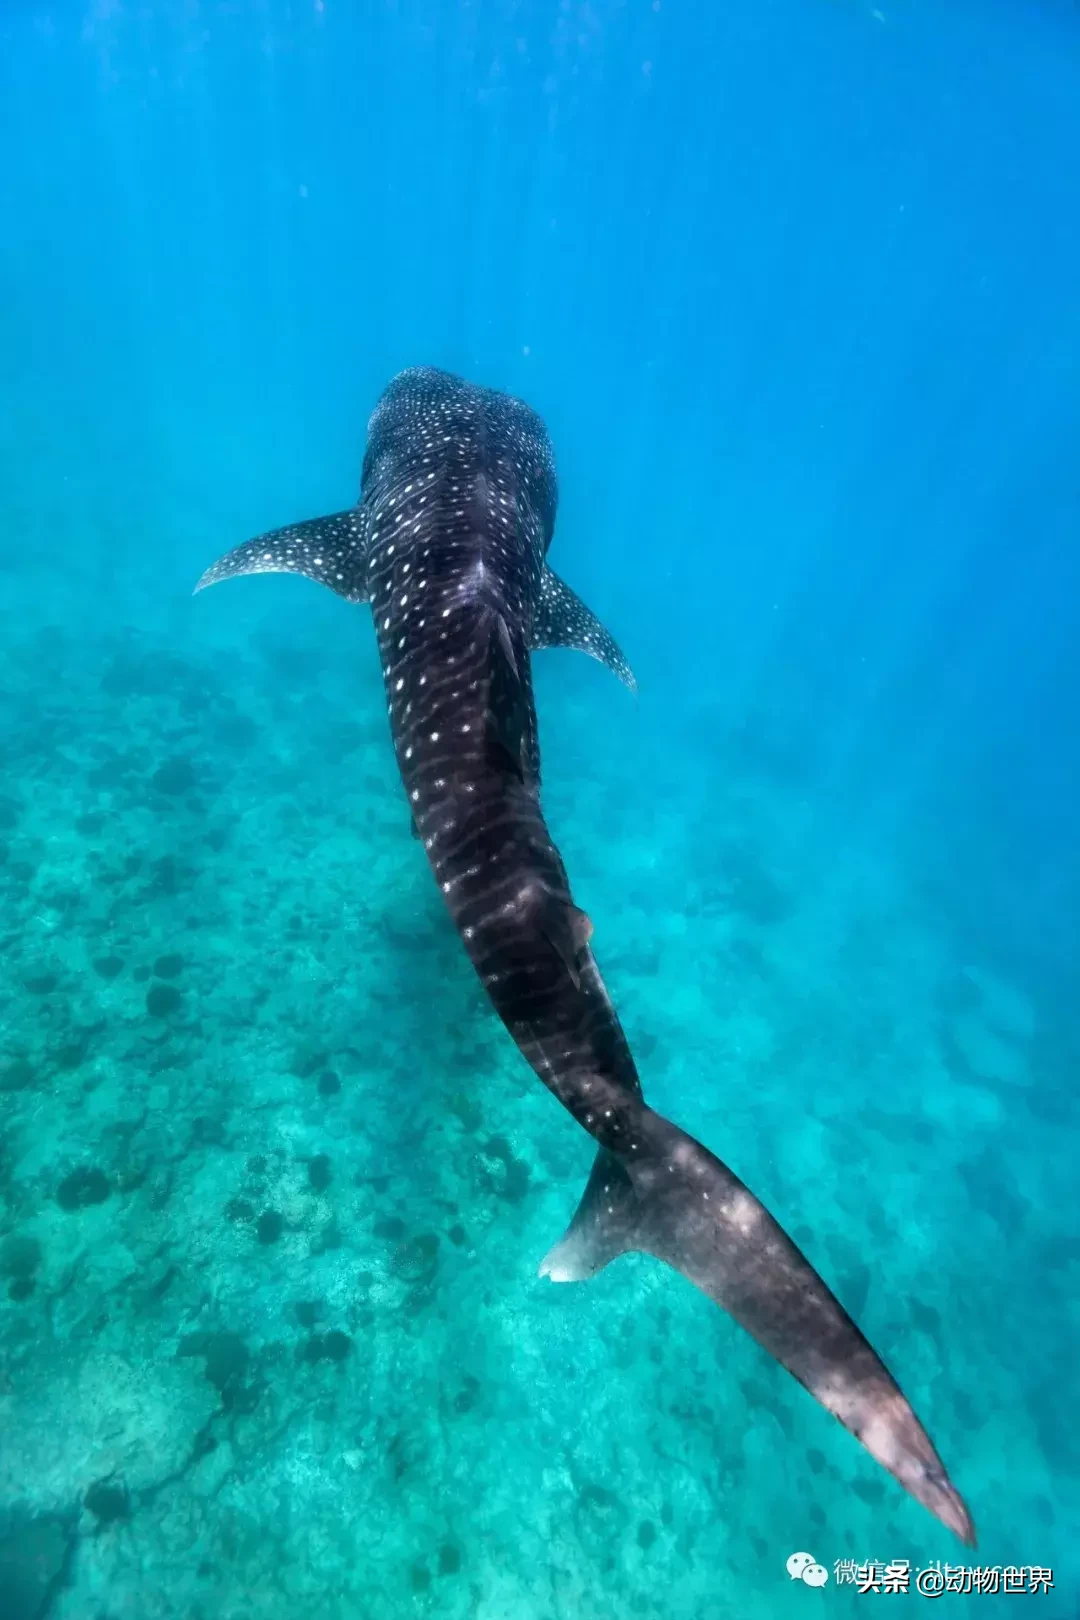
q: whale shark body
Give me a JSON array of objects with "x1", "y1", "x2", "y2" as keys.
[{"x1": 197, "y1": 365, "x2": 973, "y2": 1544}]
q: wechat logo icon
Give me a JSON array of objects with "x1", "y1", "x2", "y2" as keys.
[{"x1": 787, "y1": 1551, "x2": 829, "y2": 1587}]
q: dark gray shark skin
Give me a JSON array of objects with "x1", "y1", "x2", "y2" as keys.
[{"x1": 196, "y1": 365, "x2": 974, "y2": 1546}]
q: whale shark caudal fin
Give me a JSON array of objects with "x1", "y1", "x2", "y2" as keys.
[
  {"x1": 532, "y1": 567, "x2": 637, "y2": 692},
  {"x1": 193, "y1": 510, "x2": 369, "y2": 602},
  {"x1": 540, "y1": 1119, "x2": 975, "y2": 1546}
]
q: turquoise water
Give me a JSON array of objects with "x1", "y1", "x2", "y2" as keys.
[{"x1": 1, "y1": 2, "x2": 1078, "y2": 1616}]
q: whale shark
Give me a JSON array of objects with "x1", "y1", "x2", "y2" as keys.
[{"x1": 196, "y1": 365, "x2": 974, "y2": 1545}]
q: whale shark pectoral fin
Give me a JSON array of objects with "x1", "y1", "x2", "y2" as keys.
[
  {"x1": 533, "y1": 568, "x2": 637, "y2": 693},
  {"x1": 544, "y1": 1109, "x2": 975, "y2": 1546},
  {"x1": 194, "y1": 509, "x2": 369, "y2": 603}
]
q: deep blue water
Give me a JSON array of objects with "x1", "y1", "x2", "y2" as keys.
[{"x1": 0, "y1": 2, "x2": 1077, "y2": 1616}]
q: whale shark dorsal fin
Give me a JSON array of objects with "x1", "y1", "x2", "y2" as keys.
[
  {"x1": 533, "y1": 568, "x2": 636, "y2": 693},
  {"x1": 194, "y1": 509, "x2": 369, "y2": 603},
  {"x1": 536, "y1": 897, "x2": 594, "y2": 989},
  {"x1": 484, "y1": 606, "x2": 539, "y2": 785}
]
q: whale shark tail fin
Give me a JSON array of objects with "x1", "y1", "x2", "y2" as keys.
[
  {"x1": 540, "y1": 1117, "x2": 975, "y2": 1548},
  {"x1": 539, "y1": 1147, "x2": 638, "y2": 1282},
  {"x1": 194, "y1": 509, "x2": 369, "y2": 603}
]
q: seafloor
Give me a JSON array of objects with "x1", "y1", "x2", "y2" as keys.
[{"x1": 0, "y1": 531, "x2": 1076, "y2": 1620}]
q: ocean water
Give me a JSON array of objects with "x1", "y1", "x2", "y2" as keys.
[{"x1": 1, "y1": 1, "x2": 1078, "y2": 1616}]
